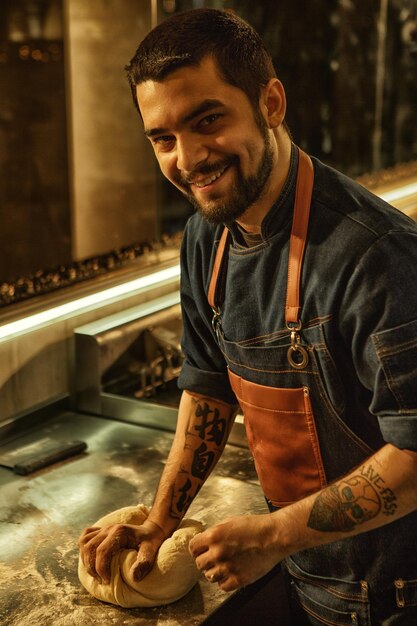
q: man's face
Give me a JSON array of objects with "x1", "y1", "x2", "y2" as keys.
[{"x1": 136, "y1": 57, "x2": 275, "y2": 224}]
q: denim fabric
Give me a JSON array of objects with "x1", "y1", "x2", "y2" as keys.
[
  {"x1": 178, "y1": 146, "x2": 417, "y2": 622},
  {"x1": 178, "y1": 147, "x2": 417, "y2": 448}
]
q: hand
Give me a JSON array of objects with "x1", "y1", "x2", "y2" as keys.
[
  {"x1": 189, "y1": 514, "x2": 280, "y2": 592},
  {"x1": 78, "y1": 520, "x2": 165, "y2": 584}
]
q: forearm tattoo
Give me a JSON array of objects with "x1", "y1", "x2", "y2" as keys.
[
  {"x1": 307, "y1": 463, "x2": 398, "y2": 532},
  {"x1": 170, "y1": 397, "x2": 233, "y2": 519}
]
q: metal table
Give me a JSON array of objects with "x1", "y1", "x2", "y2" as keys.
[{"x1": 0, "y1": 409, "x2": 271, "y2": 626}]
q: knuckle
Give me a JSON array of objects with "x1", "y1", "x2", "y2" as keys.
[
  {"x1": 95, "y1": 542, "x2": 108, "y2": 556},
  {"x1": 78, "y1": 530, "x2": 90, "y2": 544},
  {"x1": 114, "y1": 523, "x2": 127, "y2": 533}
]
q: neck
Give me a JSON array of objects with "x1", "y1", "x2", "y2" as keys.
[{"x1": 236, "y1": 131, "x2": 292, "y2": 234}]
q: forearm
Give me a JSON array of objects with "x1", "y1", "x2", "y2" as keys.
[
  {"x1": 147, "y1": 390, "x2": 238, "y2": 537},
  {"x1": 189, "y1": 444, "x2": 417, "y2": 591},
  {"x1": 273, "y1": 443, "x2": 417, "y2": 556},
  {"x1": 77, "y1": 392, "x2": 237, "y2": 584}
]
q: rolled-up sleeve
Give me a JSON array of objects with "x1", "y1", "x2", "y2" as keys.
[
  {"x1": 341, "y1": 231, "x2": 417, "y2": 450},
  {"x1": 371, "y1": 318, "x2": 417, "y2": 449}
]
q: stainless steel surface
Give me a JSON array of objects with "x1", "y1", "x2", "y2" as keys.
[
  {"x1": 0, "y1": 409, "x2": 266, "y2": 626},
  {"x1": 74, "y1": 295, "x2": 250, "y2": 448},
  {"x1": 74, "y1": 295, "x2": 181, "y2": 416},
  {"x1": 100, "y1": 394, "x2": 249, "y2": 449}
]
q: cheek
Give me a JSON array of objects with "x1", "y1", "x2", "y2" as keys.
[
  {"x1": 157, "y1": 155, "x2": 177, "y2": 183},
  {"x1": 215, "y1": 132, "x2": 263, "y2": 167},
  {"x1": 212, "y1": 134, "x2": 241, "y2": 155}
]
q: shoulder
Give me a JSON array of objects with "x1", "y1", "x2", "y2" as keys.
[
  {"x1": 181, "y1": 214, "x2": 225, "y2": 275},
  {"x1": 309, "y1": 157, "x2": 417, "y2": 255}
]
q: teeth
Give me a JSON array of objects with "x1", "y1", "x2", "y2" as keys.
[{"x1": 194, "y1": 165, "x2": 227, "y2": 188}]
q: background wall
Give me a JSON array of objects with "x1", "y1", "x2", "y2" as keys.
[{"x1": 66, "y1": 0, "x2": 158, "y2": 261}]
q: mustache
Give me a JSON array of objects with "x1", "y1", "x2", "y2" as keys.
[{"x1": 175, "y1": 157, "x2": 236, "y2": 187}]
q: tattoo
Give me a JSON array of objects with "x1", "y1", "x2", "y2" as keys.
[
  {"x1": 360, "y1": 464, "x2": 398, "y2": 516},
  {"x1": 174, "y1": 478, "x2": 200, "y2": 514},
  {"x1": 170, "y1": 397, "x2": 233, "y2": 519},
  {"x1": 307, "y1": 463, "x2": 398, "y2": 532},
  {"x1": 194, "y1": 401, "x2": 228, "y2": 447},
  {"x1": 191, "y1": 442, "x2": 216, "y2": 480}
]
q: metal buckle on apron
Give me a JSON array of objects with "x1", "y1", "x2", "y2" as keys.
[
  {"x1": 211, "y1": 306, "x2": 222, "y2": 342},
  {"x1": 286, "y1": 321, "x2": 309, "y2": 369}
]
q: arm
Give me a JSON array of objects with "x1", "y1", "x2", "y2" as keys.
[
  {"x1": 78, "y1": 390, "x2": 237, "y2": 583},
  {"x1": 146, "y1": 390, "x2": 238, "y2": 535},
  {"x1": 189, "y1": 443, "x2": 417, "y2": 590}
]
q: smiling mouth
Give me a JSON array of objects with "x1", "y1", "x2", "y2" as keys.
[{"x1": 191, "y1": 164, "x2": 229, "y2": 189}]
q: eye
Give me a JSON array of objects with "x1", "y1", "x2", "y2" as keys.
[
  {"x1": 152, "y1": 135, "x2": 175, "y2": 151},
  {"x1": 198, "y1": 113, "x2": 222, "y2": 129}
]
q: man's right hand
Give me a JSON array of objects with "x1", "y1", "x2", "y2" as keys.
[
  {"x1": 77, "y1": 519, "x2": 166, "y2": 584},
  {"x1": 77, "y1": 391, "x2": 236, "y2": 586}
]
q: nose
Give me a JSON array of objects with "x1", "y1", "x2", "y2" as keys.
[{"x1": 175, "y1": 134, "x2": 209, "y2": 175}]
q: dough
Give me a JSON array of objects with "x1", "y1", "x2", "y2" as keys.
[{"x1": 78, "y1": 504, "x2": 204, "y2": 608}]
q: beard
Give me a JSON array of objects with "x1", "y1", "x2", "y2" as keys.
[{"x1": 174, "y1": 121, "x2": 275, "y2": 225}]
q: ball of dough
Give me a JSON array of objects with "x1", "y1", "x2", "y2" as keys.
[{"x1": 78, "y1": 504, "x2": 204, "y2": 608}]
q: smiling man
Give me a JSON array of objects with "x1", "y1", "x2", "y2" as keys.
[
  {"x1": 139, "y1": 54, "x2": 285, "y2": 228},
  {"x1": 78, "y1": 9, "x2": 417, "y2": 624}
]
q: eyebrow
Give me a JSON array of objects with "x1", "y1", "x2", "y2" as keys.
[{"x1": 144, "y1": 99, "x2": 224, "y2": 138}]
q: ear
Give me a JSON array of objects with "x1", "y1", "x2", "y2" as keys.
[{"x1": 260, "y1": 78, "x2": 286, "y2": 129}]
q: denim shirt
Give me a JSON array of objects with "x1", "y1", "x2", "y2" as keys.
[
  {"x1": 178, "y1": 148, "x2": 417, "y2": 453},
  {"x1": 179, "y1": 148, "x2": 417, "y2": 621}
]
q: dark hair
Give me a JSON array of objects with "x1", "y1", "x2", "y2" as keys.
[{"x1": 125, "y1": 8, "x2": 277, "y2": 113}]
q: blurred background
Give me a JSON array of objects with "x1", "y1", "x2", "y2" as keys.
[{"x1": 0, "y1": 0, "x2": 416, "y2": 290}]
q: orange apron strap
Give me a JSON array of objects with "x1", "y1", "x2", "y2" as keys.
[
  {"x1": 285, "y1": 150, "x2": 314, "y2": 326},
  {"x1": 207, "y1": 226, "x2": 230, "y2": 310}
]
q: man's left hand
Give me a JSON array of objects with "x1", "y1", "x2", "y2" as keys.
[{"x1": 188, "y1": 513, "x2": 281, "y2": 591}]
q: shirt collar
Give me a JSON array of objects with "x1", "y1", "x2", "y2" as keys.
[{"x1": 228, "y1": 144, "x2": 299, "y2": 245}]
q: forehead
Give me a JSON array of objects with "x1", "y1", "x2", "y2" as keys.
[{"x1": 136, "y1": 56, "x2": 250, "y2": 129}]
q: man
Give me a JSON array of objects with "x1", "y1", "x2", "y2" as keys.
[{"x1": 79, "y1": 9, "x2": 417, "y2": 623}]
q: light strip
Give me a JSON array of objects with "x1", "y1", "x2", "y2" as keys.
[
  {"x1": 379, "y1": 182, "x2": 417, "y2": 204},
  {"x1": 76, "y1": 291, "x2": 181, "y2": 335},
  {"x1": 1, "y1": 181, "x2": 415, "y2": 342},
  {"x1": 0, "y1": 264, "x2": 180, "y2": 342}
]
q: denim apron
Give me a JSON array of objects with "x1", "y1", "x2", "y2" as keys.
[{"x1": 206, "y1": 150, "x2": 417, "y2": 624}]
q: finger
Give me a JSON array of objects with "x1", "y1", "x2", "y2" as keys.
[
  {"x1": 95, "y1": 534, "x2": 123, "y2": 584},
  {"x1": 81, "y1": 525, "x2": 101, "y2": 535},
  {"x1": 77, "y1": 526, "x2": 101, "y2": 547},
  {"x1": 218, "y1": 575, "x2": 240, "y2": 592},
  {"x1": 130, "y1": 542, "x2": 158, "y2": 582},
  {"x1": 83, "y1": 542, "x2": 100, "y2": 579},
  {"x1": 189, "y1": 534, "x2": 209, "y2": 557},
  {"x1": 79, "y1": 534, "x2": 102, "y2": 574},
  {"x1": 204, "y1": 568, "x2": 227, "y2": 584},
  {"x1": 196, "y1": 557, "x2": 215, "y2": 574}
]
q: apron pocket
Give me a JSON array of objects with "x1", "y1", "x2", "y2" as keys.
[
  {"x1": 286, "y1": 556, "x2": 370, "y2": 626},
  {"x1": 228, "y1": 369, "x2": 327, "y2": 507}
]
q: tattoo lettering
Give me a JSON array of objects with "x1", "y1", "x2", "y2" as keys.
[
  {"x1": 187, "y1": 398, "x2": 231, "y2": 482},
  {"x1": 191, "y1": 442, "x2": 216, "y2": 480},
  {"x1": 308, "y1": 465, "x2": 398, "y2": 533},
  {"x1": 359, "y1": 464, "x2": 398, "y2": 516},
  {"x1": 380, "y1": 487, "x2": 397, "y2": 515},
  {"x1": 194, "y1": 402, "x2": 228, "y2": 447},
  {"x1": 170, "y1": 397, "x2": 233, "y2": 520},
  {"x1": 173, "y1": 477, "x2": 200, "y2": 516}
]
